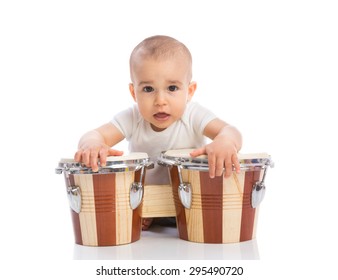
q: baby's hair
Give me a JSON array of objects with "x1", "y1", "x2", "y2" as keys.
[
  {"x1": 130, "y1": 35, "x2": 192, "y2": 61},
  {"x1": 130, "y1": 35, "x2": 192, "y2": 80}
]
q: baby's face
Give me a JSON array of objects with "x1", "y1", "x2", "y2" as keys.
[{"x1": 129, "y1": 56, "x2": 195, "y2": 131}]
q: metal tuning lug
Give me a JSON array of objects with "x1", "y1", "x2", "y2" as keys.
[
  {"x1": 251, "y1": 165, "x2": 269, "y2": 208},
  {"x1": 177, "y1": 165, "x2": 192, "y2": 209},
  {"x1": 67, "y1": 185, "x2": 82, "y2": 213},
  {"x1": 130, "y1": 165, "x2": 145, "y2": 210}
]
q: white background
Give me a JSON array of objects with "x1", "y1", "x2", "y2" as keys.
[{"x1": 1, "y1": 0, "x2": 337, "y2": 279}]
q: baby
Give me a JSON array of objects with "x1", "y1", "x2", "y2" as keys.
[{"x1": 74, "y1": 35, "x2": 242, "y2": 229}]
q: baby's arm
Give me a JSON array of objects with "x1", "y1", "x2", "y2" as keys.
[
  {"x1": 74, "y1": 123, "x2": 125, "y2": 172},
  {"x1": 190, "y1": 118, "x2": 242, "y2": 178}
]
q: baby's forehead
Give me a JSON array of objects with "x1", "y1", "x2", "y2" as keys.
[
  {"x1": 129, "y1": 41, "x2": 193, "y2": 82},
  {"x1": 131, "y1": 54, "x2": 192, "y2": 79},
  {"x1": 131, "y1": 47, "x2": 190, "y2": 64}
]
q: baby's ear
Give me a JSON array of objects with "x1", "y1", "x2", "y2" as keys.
[
  {"x1": 188, "y1": 81, "x2": 197, "y2": 101},
  {"x1": 129, "y1": 83, "x2": 137, "y2": 101}
]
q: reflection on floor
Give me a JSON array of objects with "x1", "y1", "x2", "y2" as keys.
[{"x1": 73, "y1": 225, "x2": 259, "y2": 260}]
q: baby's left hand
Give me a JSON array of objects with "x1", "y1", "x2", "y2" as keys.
[{"x1": 190, "y1": 139, "x2": 240, "y2": 178}]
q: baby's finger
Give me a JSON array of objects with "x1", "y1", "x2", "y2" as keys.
[
  {"x1": 103, "y1": 149, "x2": 124, "y2": 166},
  {"x1": 232, "y1": 153, "x2": 241, "y2": 173},
  {"x1": 107, "y1": 149, "x2": 124, "y2": 157},
  {"x1": 208, "y1": 153, "x2": 216, "y2": 178},
  {"x1": 99, "y1": 149, "x2": 108, "y2": 167},
  {"x1": 215, "y1": 157, "x2": 224, "y2": 177},
  {"x1": 74, "y1": 150, "x2": 83, "y2": 162},
  {"x1": 81, "y1": 149, "x2": 91, "y2": 167},
  {"x1": 224, "y1": 158, "x2": 233, "y2": 178},
  {"x1": 90, "y1": 150, "x2": 99, "y2": 172},
  {"x1": 190, "y1": 147, "x2": 206, "y2": 158}
]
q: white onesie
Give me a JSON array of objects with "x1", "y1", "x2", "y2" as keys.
[{"x1": 111, "y1": 102, "x2": 217, "y2": 185}]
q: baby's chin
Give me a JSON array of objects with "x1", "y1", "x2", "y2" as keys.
[{"x1": 150, "y1": 123, "x2": 168, "y2": 132}]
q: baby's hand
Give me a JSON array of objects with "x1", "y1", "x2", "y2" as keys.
[
  {"x1": 190, "y1": 140, "x2": 240, "y2": 178},
  {"x1": 74, "y1": 142, "x2": 123, "y2": 172}
]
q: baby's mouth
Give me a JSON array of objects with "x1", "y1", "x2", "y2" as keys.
[{"x1": 153, "y1": 112, "x2": 170, "y2": 121}]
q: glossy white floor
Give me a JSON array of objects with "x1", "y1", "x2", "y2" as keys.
[{"x1": 73, "y1": 225, "x2": 260, "y2": 260}]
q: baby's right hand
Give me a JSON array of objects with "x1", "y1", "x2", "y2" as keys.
[{"x1": 74, "y1": 143, "x2": 123, "y2": 172}]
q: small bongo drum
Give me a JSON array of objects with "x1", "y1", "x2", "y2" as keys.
[
  {"x1": 56, "y1": 153, "x2": 153, "y2": 246},
  {"x1": 158, "y1": 149, "x2": 273, "y2": 244}
]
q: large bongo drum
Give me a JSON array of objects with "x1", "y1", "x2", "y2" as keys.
[
  {"x1": 158, "y1": 149, "x2": 273, "y2": 244},
  {"x1": 56, "y1": 153, "x2": 152, "y2": 246}
]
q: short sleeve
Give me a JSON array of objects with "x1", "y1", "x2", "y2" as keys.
[
  {"x1": 185, "y1": 102, "x2": 218, "y2": 134},
  {"x1": 110, "y1": 106, "x2": 135, "y2": 140}
]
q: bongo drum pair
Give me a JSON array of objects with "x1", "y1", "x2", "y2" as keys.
[{"x1": 56, "y1": 150, "x2": 273, "y2": 246}]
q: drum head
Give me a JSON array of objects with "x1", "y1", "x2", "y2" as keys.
[
  {"x1": 106, "y1": 152, "x2": 149, "y2": 163},
  {"x1": 160, "y1": 149, "x2": 272, "y2": 171},
  {"x1": 57, "y1": 153, "x2": 150, "y2": 174}
]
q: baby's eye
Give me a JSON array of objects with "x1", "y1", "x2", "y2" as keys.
[
  {"x1": 168, "y1": 85, "x2": 178, "y2": 92},
  {"x1": 143, "y1": 86, "x2": 154, "y2": 93}
]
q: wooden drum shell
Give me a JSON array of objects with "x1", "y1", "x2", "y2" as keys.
[
  {"x1": 65, "y1": 170, "x2": 143, "y2": 246},
  {"x1": 169, "y1": 167, "x2": 263, "y2": 244}
]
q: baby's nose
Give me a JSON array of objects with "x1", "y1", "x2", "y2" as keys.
[{"x1": 154, "y1": 91, "x2": 167, "y2": 105}]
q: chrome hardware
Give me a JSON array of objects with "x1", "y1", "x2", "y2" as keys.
[
  {"x1": 129, "y1": 160, "x2": 153, "y2": 210},
  {"x1": 67, "y1": 185, "x2": 82, "y2": 213},
  {"x1": 130, "y1": 165, "x2": 145, "y2": 210},
  {"x1": 57, "y1": 165, "x2": 82, "y2": 213},
  {"x1": 251, "y1": 161, "x2": 272, "y2": 208},
  {"x1": 177, "y1": 165, "x2": 192, "y2": 209},
  {"x1": 55, "y1": 167, "x2": 63, "y2": 174}
]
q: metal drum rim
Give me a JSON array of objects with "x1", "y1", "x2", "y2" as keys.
[{"x1": 159, "y1": 150, "x2": 273, "y2": 171}]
